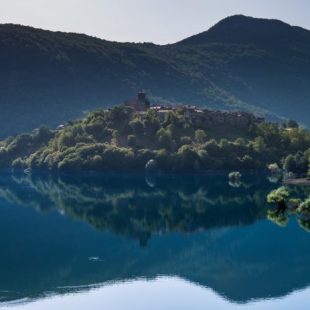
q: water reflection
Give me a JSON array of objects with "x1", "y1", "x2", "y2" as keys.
[
  {"x1": 3, "y1": 277, "x2": 310, "y2": 310},
  {"x1": 0, "y1": 173, "x2": 270, "y2": 246},
  {"x1": 0, "y1": 173, "x2": 309, "y2": 307},
  {"x1": 266, "y1": 185, "x2": 310, "y2": 231}
]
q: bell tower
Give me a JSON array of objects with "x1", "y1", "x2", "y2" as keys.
[{"x1": 138, "y1": 92, "x2": 146, "y2": 104}]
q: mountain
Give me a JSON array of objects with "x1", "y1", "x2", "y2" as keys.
[
  {"x1": 178, "y1": 15, "x2": 310, "y2": 47},
  {"x1": 1, "y1": 15, "x2": 310, "y2": 137}
]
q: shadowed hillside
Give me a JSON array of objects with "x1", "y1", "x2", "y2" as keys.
[{"x1": 1, "y1": 15, "x2": 310, "y2": 136}]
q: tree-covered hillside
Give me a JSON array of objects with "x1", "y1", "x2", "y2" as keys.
[
  {"x1": 1, "y1": 105, "x2": 310, "y2": 173},
  {"x1": 1, "y1": 15, "x2": 310, "y2": 137}
]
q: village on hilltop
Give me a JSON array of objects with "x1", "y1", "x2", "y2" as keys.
[{"x1": 124, "y1": 92, "x2": 264, "y2": 128}]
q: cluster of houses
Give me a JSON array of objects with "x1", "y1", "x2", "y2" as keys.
[{"x1": 124, "y1": 92, "x2": 264, "y2": 129}]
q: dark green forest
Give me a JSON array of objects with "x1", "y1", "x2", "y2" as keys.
[
  {"x1": 1, "y1": 105, "x2": 310, "y2": 173},
  {"x1": 1, "y1": 15, "x2": 310, "y2": 136}
]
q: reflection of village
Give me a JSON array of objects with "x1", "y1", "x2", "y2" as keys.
[
  {"x1": 0, "y1": 173, "x2": 273, "y2": 246},
  {"x1": 124, "y1": 92, "x2": 264, "y2": 128}
]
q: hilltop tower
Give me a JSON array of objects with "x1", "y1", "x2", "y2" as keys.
[
  {"x1": 138, "y1": 92, "x2": 147, "y2": 103},
  {"x1": 124, "y1": 92, "x2": 150, "y2": 111}
]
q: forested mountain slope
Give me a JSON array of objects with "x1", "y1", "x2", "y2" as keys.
[{"x1": 1, "y1": 15, "x2": 310, "y2": 137}]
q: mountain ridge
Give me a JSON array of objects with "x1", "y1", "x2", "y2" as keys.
[
  {"x1": 3, "y1": 14, "x2": 310, "y2": 45},
  {"x1": 177, "y1": 15, "x2": 310, "y2": 46},
  {"x1": 1, "y1": 15, "x2": 310, "y2": 137}
]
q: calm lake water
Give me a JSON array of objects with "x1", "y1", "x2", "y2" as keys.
[{"x1": 0, "y1": 172, "x2": 309, "y2": 309}]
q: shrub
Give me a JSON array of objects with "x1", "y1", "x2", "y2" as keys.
[
  {"x1": 267, "y1": 187, "x2": 289, "y2": 204},
  {"x1": 228, "y1": 171, "x2": 242, "y2": 181}
]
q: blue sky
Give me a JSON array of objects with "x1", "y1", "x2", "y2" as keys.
[{"x1": 1, "y1": 0, "x2": 309, "y2": 44}]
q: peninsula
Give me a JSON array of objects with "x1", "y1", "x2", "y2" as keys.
[{"x1": 0, "y1": 93, "x2": 309, "y2": 174}]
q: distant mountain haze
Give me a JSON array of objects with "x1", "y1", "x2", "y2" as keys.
[
  {"x1": 178, "y1": 15, "x2": 310, "y2": 46},
  {"x1": 1, "y1": 15, "x2": 310, "y2": 137}
]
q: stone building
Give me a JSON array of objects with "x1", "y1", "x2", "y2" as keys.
[
  {"x1": 124, "y1": 92, "x2": 150, "y2": 111},
  {"x1": 151, "y1": 105, "x2": 264, "y2": 128},
  {"x1": 124, "y1": 93, "x2": 264, "y2": 128}
]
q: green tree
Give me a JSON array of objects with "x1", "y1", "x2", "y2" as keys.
[
  {"x1": 204, "y1": 139, "x2": 220, "y2": 157},
  {"x1": 177, "y1": 145, "x2": 199, "y2": 169},
  {"x1": 283, "y1": 154, "x2": 295, "y2": 172},
  {"x1": 253, "y1": 136, "x2": 266, "y2": 153},
  {"x1": 241, "y1": 155, "x2": 255, "y2": 169},
  {"x1": 283, "y1": 152, "x2": 308, "y2": 174},
  {"x1": 286, "y1": 120, "x2": 299, "y2": 129},
  {"x1": 127, "y1": 135, "x2": 137, "y2": 148},
  {"x1": 129, "y1": 119, "x2": 144, "y2": 135},
  {"x1": 267, "y1": 187, "x2": 289, "y2": 212},
  {"x1": 157, "y1": 129, "x2": 172, "y2": 150},
  {"x1": 195, "y1": 129, "x2": 207, "y2": 144},
  {"x1": 228, "y1": 171, "x2": 242, "y2": 181},
  {"x1": 180, "y1": 136, "x2": 192, "y2": 145},
  {"x1": 268, "y1": 163, "x2": 281, "y2": 174}
]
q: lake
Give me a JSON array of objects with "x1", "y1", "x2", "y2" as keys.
[{"x1": 0, "y1": 172, "x2": 309, "y2": 309}]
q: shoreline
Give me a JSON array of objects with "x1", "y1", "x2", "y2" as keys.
[{"x1": 283, "y1": 178, "x2": 310, "y2": 185}]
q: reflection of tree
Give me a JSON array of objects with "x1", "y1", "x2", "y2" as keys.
[
  {"x1": 267, "y1": 185, "x2": 310, "y2": 231},
  {"x1": 268, "y1": 175, "x2": 281, "y2": 184},
  {"x1": 0, "y1": 173, "x2": 272, "y2": 245},
  {"x1": 267, "y1": 210, "x2": 289, "y2": 227},
  {"x1": 228, "y1": 180, "x2": 242, "y2": 188},
  {"x1": 298, "y1": 218, "x2": 310, "y2": 232},
  {"x1": 2, "y1": 174, "x2": 310, "y2": 305}
]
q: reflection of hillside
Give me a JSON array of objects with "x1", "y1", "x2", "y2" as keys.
[
  {"x1": 0, "y1": 173, "x2": 310, "y2": 305},
  {"x1": 0, "y1": 173, "x2": 270, "y2": 245}
]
